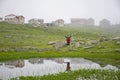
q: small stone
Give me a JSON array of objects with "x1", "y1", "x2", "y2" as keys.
[
  {"x1": 84, "y1": 46, "x2": 93, "y2": 49},
  {"x1": 115, "y1": 49, "x2": 120, "y2": 52},
  {"x1": 48, "y1": 41, "x2": 56, "y2": 45},
  {"x1": 53, "y1": 41, "x2": 66, "y2": 51},
  {"x1": 91, "y1": 40, "x2": 99, "y2": 44},
  {"x1": 116, "y1": 41, "x2": 120, "y2": 45},
  {"x1": 15, "y1": 48, "x2": 23, "y2": 52}
]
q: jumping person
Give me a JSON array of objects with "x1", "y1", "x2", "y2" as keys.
[{"x1": 65, "y1": 35, "x2": 71, "y2": 45}]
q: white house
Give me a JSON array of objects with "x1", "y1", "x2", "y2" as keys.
[
  {"x1": 71, "y1": 18, "x2": 95, "y2": 26},
  {"x1": 71, "y1": 18, "x2": 87, "y2": 25},
  {"x1": 99, "y1": 19, "x2": 111, "y2": 27},
  {"x1": 5, "y1": 14, "x2": 25, "y2": 24},
  {"x1": 87, "y1": 18, "x2": 95, "y2": 26},
  {"x1": 53, "y1": 19, "x2": 64, "y2": 26},
  {"x1": 28, "y1": 18, "x2": 44, "y2": 27}
]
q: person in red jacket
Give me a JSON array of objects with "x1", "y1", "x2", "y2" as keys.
[{"x1": 65, "y1": 35, "x2": 71, "y2": 45}]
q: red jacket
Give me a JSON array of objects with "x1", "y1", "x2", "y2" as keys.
[{"x1": 67, "y1": 37, "x2": 71, "y2": 43}]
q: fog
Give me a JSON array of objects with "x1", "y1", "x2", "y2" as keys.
[{"x1": 0, "y1": 0, "x2": 120, "y2": 25}]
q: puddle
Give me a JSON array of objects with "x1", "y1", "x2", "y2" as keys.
[{"x1": 0, "y1": 58, "x2": 118, "y2": 80}]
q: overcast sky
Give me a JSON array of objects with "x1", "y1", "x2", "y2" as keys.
[{"x1": 0, "y1": 0, "x2": 120, "y2": 25}]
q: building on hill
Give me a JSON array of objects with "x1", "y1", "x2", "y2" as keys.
[
  {"x1": 99, "y1": 19, "x2": 111, "y2": 27},
  {"x1": 71, "y1": 18, "x2": 87, "y2": 26},
  {"x1": 45, "y1": 23, "x2": 53, "y2": 27},
  {"x1": 71, "y1": 18, "x2": 86, "y2": 25},
  {"x1": 53, "y1": 19, "x2": 64, "y2": 26},
  {"x1": 4, "y1": 14, "x2": 25, "y2": 24},
  {"x1": 28, "y1": 18, "x2": 44, "y2": 27},
  {"x1": 71, "y1": 18, "x2": 95, "y2": 26},
  {"x1": 87, "y1": 18, "x2": 95, "y2": 26},
  {"x1": 0, "y1": 17, "x2": 3, "y2": 22}
]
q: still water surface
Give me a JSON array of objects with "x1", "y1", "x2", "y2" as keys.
[{"x1": 0, "y1": 58, "x2": 118, "y2": 80}]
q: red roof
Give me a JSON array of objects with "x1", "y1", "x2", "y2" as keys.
[{"x1": 5, "y1": 14, "x2": 16, "y2": 17}]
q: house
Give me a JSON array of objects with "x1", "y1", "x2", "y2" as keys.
[
  {"x1": 45, "y1": 23, "x2": 53, "y2": 27},
  {"x1": 71, "y1": 18, "x2": 87, "y2": 26},
  {"x1": 0, "y1": 17, "x2": 3, "y2": 22},
  {"x1": 99, "y1": 19, "x2": 111, "y2": 27},
  {"x1": 5, "y1": 14, "x2": 25, "y2": 24},
  {"x1": 71, "y1": 18, "x2": 95, "y2": 26},
  {"x1": 53, "y1": 19, "x2": 64, "y2": 26},
  {"x1": 28, "y1": 18, "x2": 44, "y2": 27},
  {"x1": 87, "y1": 18, "x2": 95, "y2": 26}
]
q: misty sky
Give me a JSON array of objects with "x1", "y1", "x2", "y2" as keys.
[{"x1": 0, "y1": 0, "x2": 120, "y2": 25}]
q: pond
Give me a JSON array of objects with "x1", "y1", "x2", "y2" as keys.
[{"x1": 0, "y1": 58, "x2": 118, "y2": 80}]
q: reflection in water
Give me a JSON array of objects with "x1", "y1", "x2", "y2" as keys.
[
  {"x1": 65, "y1": 62, "x2": 71, "y2": 71},
  {"x1": 5, "y1": 60, "x2": 25, "y2": 68},
  {"x1": 28, "y1": 58, "x2": 44, "y2": 64},
  {"x1": 0, "y1": 58, "x2": 118, "y2": 80}
]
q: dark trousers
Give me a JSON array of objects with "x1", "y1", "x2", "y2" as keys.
[{"x1": 67, "y1": 42, "x2": 70, "y2": 45}]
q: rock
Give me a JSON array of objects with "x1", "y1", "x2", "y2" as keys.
[
  {"x1": 53, "y1": 41, "x2": 66, "y2": 51},
  {"x1": 98, "y1": 46, "x2": 105, "y2": 49},
  {"x1": 15, "y1": 48, "x2": 24, "y2": 52},
  {"x1": 99, "y1": 38, "x2": 109, "y2": 42},
  {"x1": 29, "y1": 47, "x2": 37, "y2": 50},
  {"x1": 84, "y1": 46, "x2": 93, "y2": 49},
  {"x1": 112, "y1": 37, "x2": 120, "y2": 41},
  {"x1": 91, "y1": 40, "x2": 99, "y2": 44},
  {"x1": 86, "y1": 42, "x2": 92, "y2": 46},
  {"x1": 36, "y1": 48, "x2": 49, "y2": 52},
  {"x1": 79, "y1": 41, "x2": 85, "y2": 45},
  {"x1": 116, "y1": 41, "x2": 120, "y2": 45},
  {"x1": 99, "y1": 36, "x2": 109, "y2": 42},
  {"x1": 12, "y1": 39, "x2": 16, "y2": 43},
  {"x1": 89, "y1": 51, "x2": 102, "y2": 53},
  {"x1": 69, "y1": 39, "x2": 75, "y2": 44},
  {"x1": 115, "y1": 49, "x2": 120, "y2": 52},
  {"x1": 0, "y1": 48, "x2": 8, "y2": 52},
  {"x1": 48, "y1": 41, "x2": 56, "y2": 45},
  {"x1": 4, "y1": 35, "x2": 12, "y2": 38},
  {"x1": 104, "y1": 38, "x2": 110, "y2": 41},
  {"x1": 9, "y1": 46, "x2": 16, "y2": 49},
  {"x1": 75, "y1": 42, "x2": 81, "y2": 48},
  {"x1": 0, "y1": 47, "x2": 11, "y2": 52},
  {"x1": 99, "y1": 38, "x2": 104, "y2": 42},
  {"x1": 41, "y1": 48, "x2": 49, "y2": 51}
]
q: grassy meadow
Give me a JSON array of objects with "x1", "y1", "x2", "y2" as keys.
[
  {"x1": 11, "y1": 69, "x2": 120, "y2": 80},
  {"x1": 0, "y1": 22, "x2": 120, "y2": 66},
  {"x1": 0, "y1": 22, "x2": 120, "y2": 79}
]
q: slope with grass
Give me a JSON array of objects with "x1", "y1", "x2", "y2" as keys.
[{"x1": 0, "y1": 22, "x2": 120, "y2": 68}]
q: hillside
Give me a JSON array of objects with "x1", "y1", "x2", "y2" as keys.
[
  {"x1": 0, "y1": 22, "x2": 120, "y2": 67},
  {"x1": 0, "y1": 22, "x2": 120, "y2": 51}
]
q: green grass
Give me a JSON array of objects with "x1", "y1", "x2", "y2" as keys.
[
  {"x1": 0, "y1": 50, "x2": 120, "y2": 67},
  {"x1": 0, "y1": 22, "x2": 120, "y2": 80},
  {"x1": 11, "y1": 69, "x2": 120, "y2": 80},
  {"x1": 0, "y1": 22, "x2": 120, "y2": 67}
]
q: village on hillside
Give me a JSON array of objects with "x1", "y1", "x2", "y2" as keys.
[
  {"x1": 0, "y1": 0, "x2": 120, "y2": 79},
  {"x1": 0, "y1": 14, "x2": 120, "y2": 27}
]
